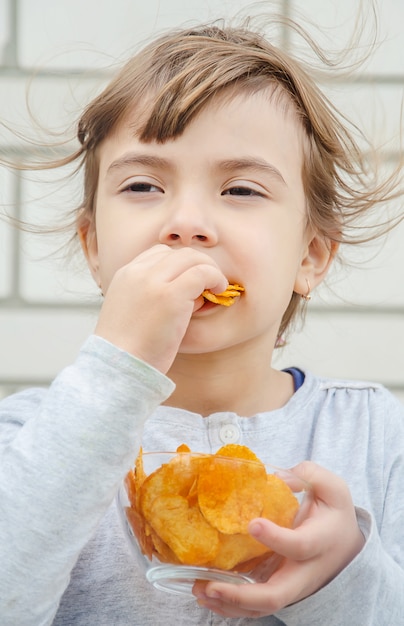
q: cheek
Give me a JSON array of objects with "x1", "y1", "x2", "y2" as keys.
[
  {"x1": 239, "y1": 233, "x2": 304, "y2": 300},
  {"x1": 94, "y1": 201, "x2": 160, "y2": 274},
  {"x1": 95, "y1": 229, "x2": 137, "y2": 286}
]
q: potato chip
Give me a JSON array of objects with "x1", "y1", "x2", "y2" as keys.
[
  {"x1": 261, "y1": 474, "x2": 299, "y2": 527},
  {"x1": 125, "y1": 469, "x2": 137, "y2": 507},
  {"x1": 140, "y1": 453, "x2": 203, "y2": 517},
  {"x1": 148, "y1": 527, "x2": 181, "y2": 564},
  {"x1": 125, "y1": 450, "x2": 154, "y2": 559},
  {"x1": 197, "y1": 452, "x2": 267, "y2": 534},
  {"x1": 208, "y1": 531, "x2": 270, "y2": 570},
  {"x1": 214, "y1": 443, "x2": 262, "y2": 463},
  {"x1": 146, "y1": 495, "x2": 219, "y2": 565},
  {"x1": 125, "y1": 506, "x2": 154, "y2": 561},
  {"x1": 186, "y1": 478, "x2": 199, "y2": 508},
  {"x1": 139, "y1": 453, "x2": 214, "y2": 564},
  {"x1": 202, "y1": 283, "x2": 245, "y2": 306},
  {"x1": 135, "y1": 447, "x2": 146, "y2": 484},
  {"x1": 234, "y1": 551, "x2": 283, "y2": 576}
]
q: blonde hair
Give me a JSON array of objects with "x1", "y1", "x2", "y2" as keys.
[{"x1": 6, "y1": 19, "x2": 404, "y2": 339}]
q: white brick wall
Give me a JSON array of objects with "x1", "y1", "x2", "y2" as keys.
[{"x1": 0, "y1": 0, "x2": 403, "y2": 403}]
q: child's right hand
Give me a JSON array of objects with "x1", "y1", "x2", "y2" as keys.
[{"x1": 93, "y1": 244, "x2": 228, "y2": 373}]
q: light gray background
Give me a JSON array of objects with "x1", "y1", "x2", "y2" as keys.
[{"x1": 0, "y1": 0, "x2": 403, "y2": 402}]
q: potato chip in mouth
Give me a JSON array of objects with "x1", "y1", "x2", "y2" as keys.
[{"x1": 202, "y1": 283, "x2": 244, "y2": 306}]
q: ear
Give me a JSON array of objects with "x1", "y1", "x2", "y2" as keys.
[
  {"x1": 294, "y1": 233, "x2": 338, "y2": 297},
  {"x1": 77, "y1": 212, "x2": 101, "y2": 288}
]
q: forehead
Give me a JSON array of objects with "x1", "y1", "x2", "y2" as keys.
[
  {"x1": 106, "y1": 85, "x2": 305, "y2": 149},
  {"x1": 129, "y1": 82, "x2": 302, "y2": 136},
  {"x1": 99, "y1": 90, "x2": 304, "y2": 186}
]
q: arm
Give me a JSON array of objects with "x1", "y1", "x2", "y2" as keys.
[
  {"x1": 0, "y1": 244, "x2": 227, "y2": 625},
  {"x1": 0, "y1": 335, "x2": 174, "y2": 626},
  {"x1": 200, "y1": 506, "x2": 403, "y2": 625},
  {"x1": 193, "y1": 394, "x2": 404, "y2": 624},
  {"x1": 0, "y1": 244, "x2": 228, "y2": 625},
  {"x1": 275, "y1": 391, "x2": 404, "y2": 626},
  {"x1": 195, "y1": 477, "x2": 404, "y2": 624}
]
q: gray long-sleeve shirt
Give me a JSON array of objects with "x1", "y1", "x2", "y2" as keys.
[{"x1": 0, "y1": 335, "x2": 403, "y2": 625}]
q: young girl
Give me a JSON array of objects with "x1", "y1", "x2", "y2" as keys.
[{"x1": 1, "y1": 16, "x2": 403, "y2": 626}]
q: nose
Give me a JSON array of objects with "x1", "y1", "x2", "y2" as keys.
[{"x1": 158, "y1": 200, "x2": 218, "y2": 247}]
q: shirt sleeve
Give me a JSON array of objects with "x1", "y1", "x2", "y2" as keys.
[
  {"x1": 276, "y1": 509, "x2": 404, "y2": 625},
  {"x1": 0, "y1": 335, "x2": 175, "y2": 626}
]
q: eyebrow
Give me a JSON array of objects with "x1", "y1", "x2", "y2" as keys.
[
  {"x1": 217, "y1": 158, "x2": 287, "y2": 186},
  {"x1": 106, "y1": 152, "x2": 287, "y2": 186},
  {"x1": 106, "y1": 153, "x2": 173, "y2": 176}
]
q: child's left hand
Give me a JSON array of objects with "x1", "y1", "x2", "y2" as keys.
[{"x1": 193, "y1": 461, "x2": 365, "y2": 619}]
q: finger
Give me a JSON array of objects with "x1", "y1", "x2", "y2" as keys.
[
  {"x1": 192, "y1": 295, "x2": 206, "y2": 313},
  {"x1": 196, "y1": 592, "x2": 269, "y2": 619},
  {"x1": 248, "y1": 498, "x2": 356, "y2": 563},
  {"x1": 171, "y1": 263, "x2": 228, "y2": 300},
  {"x1": 198, "y1": 555, "x2": 318, "y2": 616},
  {"x1": 129, "y1": 246, "x2": 228, "y2": 298},
  {"x1": 289, "y1": 461, "x2": 353, "y2": 508},
  {"x1": 107, "y1": 261, "x2": 227, "y2": 317},
  {"x1": 198, "y1": 579, "x2": 285, "y2": 617},
  {"x1": 248, "y1": 517, "x2": 324, "y2": 561},
  {"x1": 197, "y1": 598, "x2": 267, "y2": 620},
  {"x1": 138, "y1": 246, "x2": 226, "y2": 287}
]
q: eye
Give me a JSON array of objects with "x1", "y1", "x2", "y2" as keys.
[
  {"x1": 222, "y1": 185, "x2": 264, "y2": 197},
  {"x1": 121, "y1": 181, "x2": 163, "y2": 193}
]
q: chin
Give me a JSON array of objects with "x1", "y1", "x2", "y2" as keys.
[{"x1": 178, "y1": 334, "x2": 239, "y2": 356}]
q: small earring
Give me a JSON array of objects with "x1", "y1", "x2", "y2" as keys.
[
  {"x1": 98, "y1": 281, "x2": 104, "y2": 298},
  {"x1": 275, "y1": 335, "x2": 286, "y2": 348},
  {"x1": 301, "y1": 279, "x2": 312, "y2": 301}
]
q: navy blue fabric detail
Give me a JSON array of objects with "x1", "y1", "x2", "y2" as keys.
[{"x1": 282, "y1": 367, "x2": 305, "y2": 392}]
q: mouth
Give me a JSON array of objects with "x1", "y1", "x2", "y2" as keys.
[{"x1": 201, "y1": 283, "x2": 245, "y2": 307}]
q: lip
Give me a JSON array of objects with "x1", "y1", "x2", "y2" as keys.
[
  {"x1": 192, "y1": 300, "x2": 219, "y2": 316},
  {"x1": 200, "y1": 299, "x2": 219, "y2": 311},
  {"x1": 192, "y1": 294, "x2": 242, "y2": 317}
]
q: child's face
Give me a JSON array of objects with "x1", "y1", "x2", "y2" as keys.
[{"x1": 85, "y1": 90, "x2": 328, "y2": 356}]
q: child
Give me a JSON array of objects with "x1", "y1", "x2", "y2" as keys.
[{"x1": 1, "y1": 15, "x2": 404, "y2": 626}]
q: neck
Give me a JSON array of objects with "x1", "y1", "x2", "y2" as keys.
[{"x1": 164, "y1": 342, "x2": 294, "y2": 417}]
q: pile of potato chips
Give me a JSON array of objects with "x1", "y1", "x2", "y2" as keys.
[{"x1": 125, "y1": 443, "x2": 299, "y2": 572}]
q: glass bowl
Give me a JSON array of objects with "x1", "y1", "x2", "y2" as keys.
[{"x1": 117, "y1": 448, "x2": 310, "y2": 596}]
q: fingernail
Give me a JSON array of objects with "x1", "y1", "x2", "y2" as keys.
[
  {"x1": 194, "y1": 592, "x2": 207, "y2": 601},
  {"x1": 249, "y1": 520, "x2": 263, "y2": 537},
  {"x1": 275, "y1": 470, "x2": 292, "y2": 480}
]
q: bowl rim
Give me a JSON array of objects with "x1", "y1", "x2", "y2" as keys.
[{"x1": 129, "y1": 450, "x2": 312, "y2": 491}]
